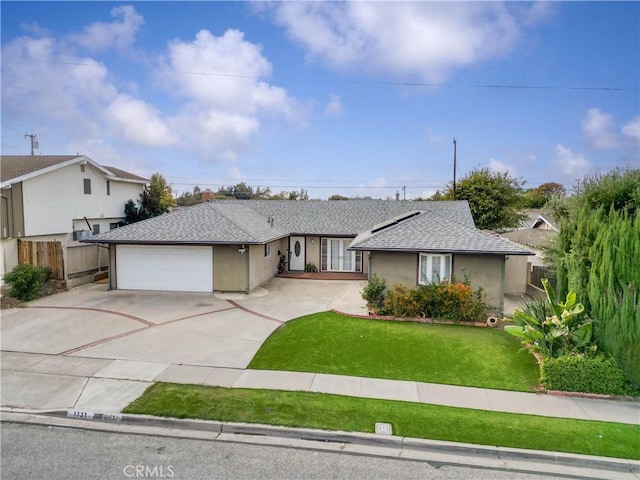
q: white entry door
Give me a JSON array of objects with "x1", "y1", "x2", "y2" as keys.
[{"x1": 289, "y1": 236, "x2": 305, "y2": 271}]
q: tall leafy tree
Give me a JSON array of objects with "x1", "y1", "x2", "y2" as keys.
[
  {"x1": 521, "y1": 182, "x2": 566, "y2": 208},
  {"x1": 123, "y1": 172, "x2": 174, "y2": 223},
  {"x1": 444, "y1": 168, "x2": 526, "y2": 231}
]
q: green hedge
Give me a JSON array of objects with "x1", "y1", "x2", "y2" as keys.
[{"x1": 541, "y1": 355, "x2": 626, "y2": 395}]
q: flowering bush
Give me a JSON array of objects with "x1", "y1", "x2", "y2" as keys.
[{"x1": 380, "y1": 281, "x2": 486, "y2": 322}]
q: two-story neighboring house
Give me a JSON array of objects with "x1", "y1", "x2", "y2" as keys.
[{"x1": 1, "y1": 155, "x2": 148, "y2": 285}]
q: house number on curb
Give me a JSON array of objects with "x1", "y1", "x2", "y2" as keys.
[
  {"x1": 100, "y1": 413, "x2": 123, "y2": 422},
  {"x1": 375, "y1": 422, "x2": 393, "y2": 435},
  {"x1": 67, "y1": 410, "x2": 94, "y2": 420}
]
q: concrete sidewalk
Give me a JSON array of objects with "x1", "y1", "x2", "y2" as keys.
[{"x1": 2, "y1": 351, "x2": 638, "y2": 425}]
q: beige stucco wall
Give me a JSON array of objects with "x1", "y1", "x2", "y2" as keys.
[
  {"x1": 214, "y1": 244, "x2": 248, "y2": 292},
  {"x1": 369, "y1": 251, "x2": 418, "y2": 287},
  {"x1": 453, "y1": 254, "x2": 505, "y2": 312},
  {"x1": 0, "y1": 238, "x2": 18, "y2": 284},
  {"x1": 306, "y1": 236, "x2": 320, "y2": 270},
  {"x1": 248, "y1": 239, "x2": 286, "y2": 290},
  {"x1": 1, "y1": 183, "x2": 24, "y2": 238},
  {"x1": 369, "y1": 251, "x2": 506, "y2": 314}
]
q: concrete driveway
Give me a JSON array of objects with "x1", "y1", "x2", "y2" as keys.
[
  {"x1": 1, "y1": 277, "x2": 366, "y2": 410},
  {"x1": 1, "y1": 277, "x2": 366, "y2": 368}
]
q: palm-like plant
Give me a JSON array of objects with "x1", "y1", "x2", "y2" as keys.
[{"x1": 505, "y1": 279, "x2": 595, "y2": 357}]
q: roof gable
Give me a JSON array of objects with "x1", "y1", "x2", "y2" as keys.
[
  {"x1": 0, "y1": 155, "x2": 148, "y2": 187},
  {"x1": 350, "y1": 210, "x2": 532, "y2": 255}
]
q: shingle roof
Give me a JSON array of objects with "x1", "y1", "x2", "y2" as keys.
[
  {"x1": 0, "y1": 155, "x2": 79, "y2": 182},
  {"x1": 500, "y1": 228, "x2": 557, "y2": 250},
  {"x1": 350, "y1": 210, "x2": 532, "y2": 255},
  {"x1": 86, "y1": 199, "x2": 476, "y2": 246},
  {"x1": 102, "y1": 165, "x2": 149, "y2": 182},
  {"x1": 89, "y1": 202, "x2": 289, "y2": 244},
  {"x1": 0, "y1": 155, "x2": 148, "y2": 184}
]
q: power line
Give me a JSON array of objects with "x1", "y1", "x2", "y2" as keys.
[{"x1": 23, "y1": 58, "x2": 639, "y2": 91}]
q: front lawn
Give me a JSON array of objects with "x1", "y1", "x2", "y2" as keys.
[
  {"x1": 124, "y1": 383, "x2": 640, "y2": 460},
  {"x1": 249, "y1": 312, "x2": 539, "y2": 392}
]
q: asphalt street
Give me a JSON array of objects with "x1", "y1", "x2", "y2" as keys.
[{"x1": 1, "y1": 422, "x2": 564, "y2": 480}]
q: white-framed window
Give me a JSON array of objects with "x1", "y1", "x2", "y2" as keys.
[
  {"x1": 419, "y1": 253, "x2": 451, "y2": 285},
  {"x1": 264, "y1": 242, "x2": 271, "y2": 257}
]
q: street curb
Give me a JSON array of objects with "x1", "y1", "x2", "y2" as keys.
[{"x1": 4, "y1": 407, "x2": 637, "y2": 474}]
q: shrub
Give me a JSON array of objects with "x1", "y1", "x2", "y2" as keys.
[
  {"x1": 541, "y1": 354, "x2": 627, "y2": 395},
  {"x1": 4, "y1": 264, "x2": 49, "y2": 301},
  {"x1": 361, "y1": 275, "x2": 386, "y2": 314},
  {"x1": 381, "y1": 281, "x2": 486, "y2": 322}
]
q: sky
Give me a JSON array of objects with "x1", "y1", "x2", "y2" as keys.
[{"x1": 1, "y1": 1, "x2": 639, "y2": 200}]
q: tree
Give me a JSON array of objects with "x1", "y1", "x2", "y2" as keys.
[
  {"x1": 443, "y1": 168, "x2": 526, "y2": 230},
  {"x1": 176, "y1": 185, "x2": 202, "y2": 206},
  {"x1": 521, "y1": 182, "x2": 566, "y2": 208},
  {"x1": 427, "y1": 190, "x2": 452, "y2": 201},
  {"x1": 124, "y1": 172, "x2": 174, "y2": 223}
]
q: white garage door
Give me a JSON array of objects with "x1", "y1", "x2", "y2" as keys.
[{"x1": 116, "y1": 245, "x2": 213, "y2": 292}]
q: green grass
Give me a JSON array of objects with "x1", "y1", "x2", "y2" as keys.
[
  {"x1": 249, "y1": 312, "x2": 539, "y2": 392},
  {"x1": 124, "y1": 383, "x2": 640, "y2": 460}
]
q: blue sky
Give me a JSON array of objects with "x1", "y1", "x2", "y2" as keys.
[{"x1": 2, "y1": 1, "x2": 638, "y2": 199}]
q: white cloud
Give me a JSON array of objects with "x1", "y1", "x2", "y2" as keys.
[
  {"x1": 156, "y1": 28, "x2": 306, "y2": 158},
  {"x1": 71, "y1": 5, "x2": 144, "y2": 52},
  {"x1": 554, "y1": 145, "x2": 592, "y2": 178},
  {"x1": 622, "y1": 116, "x2": 640, "y2": 140},
  {"x1": 1, "y1": 7, "x2": 306, "y2": 164},
  {"x1": 582, "y1": 108, "x2": 619, "y2": 150},
  {"x1": 488, "y1": 158, "x2": 517, "y2": 176},
  {"x1": 106, "y1": 95, "x2": 176, "y2": 147},
  {"x1": 268, "y1": 2, "x2": 540, "y2": 82},
  {"x1": 323, "y1": 93, "x2": 343, "y2": 118}
]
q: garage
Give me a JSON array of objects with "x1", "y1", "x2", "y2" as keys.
[{"x1": 116, "y1": 245, "x2": 213, "y2": 292}]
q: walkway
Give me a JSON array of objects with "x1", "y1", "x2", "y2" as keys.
[{"x1": 2, "y1": 351, "x2": 638, "y2": 425}]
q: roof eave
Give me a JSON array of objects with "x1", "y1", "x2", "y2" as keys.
[{"x1": 350, "y1": 246, "x2": 533, "y2": 255}]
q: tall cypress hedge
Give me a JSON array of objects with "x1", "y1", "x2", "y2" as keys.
[
  {"x1": 555, "y1": 169, "x2": 640, "y2": 386},
  {"x1": 587, "y1": 209, "x2": 640, "y2": 384}
]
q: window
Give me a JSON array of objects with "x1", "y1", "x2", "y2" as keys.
[
  {"x1": 419, "y1": 253, "x2": 451, "y2": 285},
  {"x1": 109, "y1": 222, "x2": 119, "y2": 230},
  {"x1": 92, "y1": 224, "x2": 100, "y2": 235},
  {"x1": 83, "y1": 178, "x2": 91, "y2": 194},
  {"x1": 106, "y1": 180, "x2": 110, "y2": 195},
  {"x1": 80, "y1": 165, "x2": 85, "y2": 172},
  {"x1": 264, "y1": 242, "x2": 271, "y2": 257}
]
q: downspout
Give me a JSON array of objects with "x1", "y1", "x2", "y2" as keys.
[
  {"x1": 501, "y1": 255, "x2": 506, "y2": 317},
  {"x1": 245, "y1": 245, "x2": 250, "y2": 293}
]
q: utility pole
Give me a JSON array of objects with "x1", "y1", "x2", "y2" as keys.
[
  {"x1": 24, "y1": 133, "x2": 39, "y2": 156},
  {"x1": 452, "y1": 138, "x2": 457, "y2": 200}
]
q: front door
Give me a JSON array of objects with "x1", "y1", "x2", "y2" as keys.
[{"x1": 289, "y1": 236, "x2": 305, "y2": 270}]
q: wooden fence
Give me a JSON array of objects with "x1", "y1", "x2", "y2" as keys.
[
  {"x1": 17, "y1": 240, "x2": 64, "y2": 280},
  {"x1": 66, "y1": 244, "x2": 108, "y2": 278}
]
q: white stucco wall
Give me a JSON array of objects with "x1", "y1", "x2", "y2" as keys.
[{"x1": 21, "y1": 163, "x2": 144, "y2": 236}]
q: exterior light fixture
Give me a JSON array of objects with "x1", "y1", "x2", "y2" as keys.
[{"x1": 238, "y1": 245, "x2": 247, "y2": 254}]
